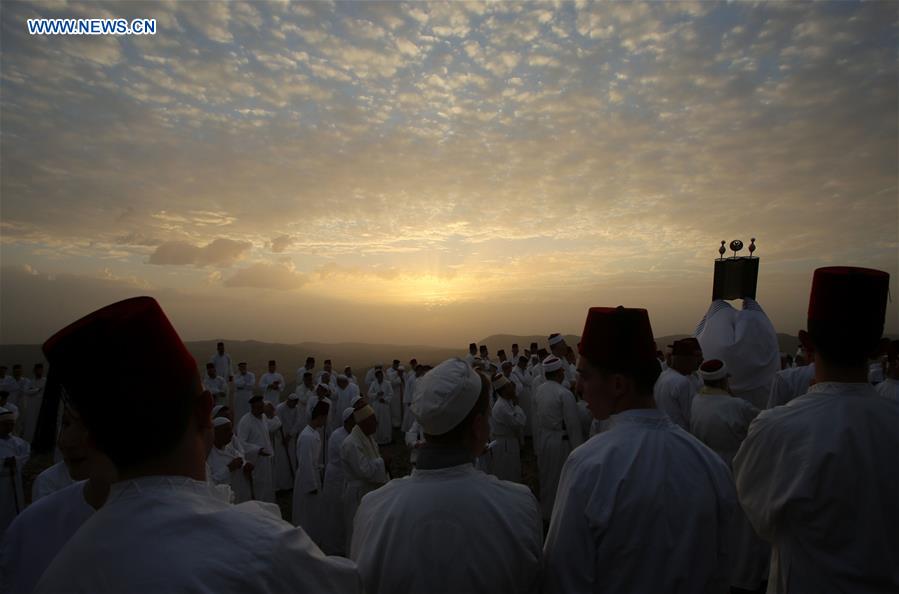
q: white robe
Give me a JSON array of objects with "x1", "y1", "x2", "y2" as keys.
[
  {"x1": 511, "y1": 367, "x2": 534, "y2": 437},
  {"x1": 367, "y1": 380, "x2": 393, "y2": 445},
  {"x1": 0, "y1": 435, "x2": 29, "y2": 533},
  {"x1": 207, "y1": 441, "x2": 253, "y2": 504},
  {"x1": 695, "y1": 298, "x2": 780, "y2": 410},
  {"x1": 690, "y1": 387, "x2": 769, "y2": 590},
  {"x1": 232, "y1": 371, "x2": 255, "y2": 422},
  {"x1": 31, "y1": 460, "x2": 74, "y2": 502},
  {"x1": 385, "y1": 368, "x2": 404, "y2": 428},
  {"x1": 321, "y1": 426, "x2": 349, "y2": 555},
  {"x1": 543, "y1": 409, "x2": 737, "y2": 594},
  {"x1": 351, "y1": 461, "x2": 542, "y2": 594},
  {"x1": 33, "y1": 476, "x2": 361, "y2": 593},
  {"x1": 0, "y1": 480, "x2": 93, "y2": 594},
  {"x1": 335, "y1": 383, "x2": 360, "y2": 420},
  {"x1": 258, "y1": 372, "x2": 285, "y2": 402},
  {"x1": 274, "y1": 402, "x2": 302, "y2": 491},
  {"x1": 404, "y1": 421, "x2": 425, "y2": 466},
  {"x1": 652, "y1": 367, "x2": 695, "y2": 430},
  {"x1": 237, "y1": 412, "x2": 282, "y2": 504},
  {"x1": 209, "y1": 353, "x2": 233, "y2": 384},
  {"x1": 4, "y1": 378, "x2": 29, "y2": 435},
  {"x1": 22, "y1": 377, "x2": 46, "y2": 443},
  {"x1": 202, "y1": 375, "x2": 228, "y2": 404},
  {"x1": 340, "y1": 426, "x2": 387, "y2": 550},
  {"x1": 734, "y1": 382, "x2": 899, "y2": 593},
  {"x1": 400, "y1": 375, "x2": 417, "y2": 433},
  {"x1": 875, "y1": 377, "x2": 899, "y2": 401},
  {"x1": 767, "y1": 363, "x2": 815, "y2": 409},
  {"x1": 533, "y1": 380, "x2": 584, "y2": 519},
  {"x1": 292, "y1": 426, "x2": 326, "y2": 547},
  {"x1": 491, "y1": 398, "x2": 526, "y2": 483}
]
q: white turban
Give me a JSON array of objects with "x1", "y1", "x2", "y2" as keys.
[
  {"x1": 699, "y1": 359, "x2": 729, "y2": 382},
  {"x1": 354, "y1": 404, "x2": 375, "y2": 423},
  {"x1": 212, "y1": 416, "x2": 232, "y2": 428},
  {"x1": 342, "y1": 407, "x2": 355, "y2": 423},
  {"x1": 287, "y1": 392, "x2": 299, "y2": 401},
  {"x1": 410, "y1": 358, "x2": 482, "y2": 436},
  {"x1": 548, "y1": 334, "x2": 565, "y2": 346},
  {"x1": 211, "y1": 404, "x2": 226, "y2": 418},
  {"x1": 542, "y1": 355, "x2": 564, "y2": 373},
  {"x1": 0, "y1": 407, "x2": 16, "y2": 421},
  {"x1": 492, "y1": 375, "x2": 511, "y2": 391}
]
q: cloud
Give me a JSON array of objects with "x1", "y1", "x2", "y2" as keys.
[
  {"x1": 270, "y1": 235, "x2": 296, "y2": 253},
  {"x1": 223, "y1": 261, "x2": 308, "y2": 290},
  {"x1": 148, "y1": 239, "x2": 252, "y2": 266}
]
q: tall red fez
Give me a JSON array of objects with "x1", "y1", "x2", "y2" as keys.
[
  {"x1": 671, "y1": 337, "x2": 702, "y2": 356},
  {"x1": 808, "y1": 267, "x2": 889, "y2": 332},
  {"x1": 43, "y1": 297, "x2": 199, "y2": 408},
  {"x1": 578, "y1": 307, "x2": 657, "y2": 369}
]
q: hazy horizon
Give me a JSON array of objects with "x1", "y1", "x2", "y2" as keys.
[{"x1": 2, "y1": 1, "x2": 897, "y2": 346}]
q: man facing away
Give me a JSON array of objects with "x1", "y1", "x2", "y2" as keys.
[
  {"x1": 544, "y1": 306, "x2": 736, "y2": 593},
  {"x1": 653, "y1": 337, "x2": 702, "y2": 430},
  {"x1": 734, "y1": 267, "x2": 899, "y2": 593},
  {"x1": 351, "y1": 358, "x2": 542, "y2": 594},
  {"x1": 33, "y1": 297, "x2": 360, "y2": 593}
]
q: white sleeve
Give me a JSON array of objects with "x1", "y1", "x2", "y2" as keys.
[
  {"x1": 561, "y1": 392, "x2": 584, "y2": 448},
  {"x1": 343, "y1": 441, "x2": 387, "y2": 484}
]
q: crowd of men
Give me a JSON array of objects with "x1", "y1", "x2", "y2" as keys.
[{"x1": 0, "y1": 265, "x2": 897, "y2": 593}]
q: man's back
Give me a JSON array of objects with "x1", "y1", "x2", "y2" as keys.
[
  {"x1": 351, "y1": 463, "x2": 542, "y2": 594},
  {"x1": 544, "y1": 409, "x2": 736, "y2": 594},
  {"x1": 36, "y1": 476, "x2": 360, "y2": 593},
  {"x1": 652, "y1": 368, "x2": 694, "y2": 429},
  {"x1": 734, "y1": 383, "x2": 899, "y2": 593}
]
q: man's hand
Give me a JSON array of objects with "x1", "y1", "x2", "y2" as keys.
[
  {"x1": 243, "y1": 463, "x2": 255, "y2": 475},
  {"x1": 228, "y1": 457, "x2": 243, "y2": 471}
]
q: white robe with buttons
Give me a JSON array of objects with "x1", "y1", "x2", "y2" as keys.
[
  {"x1": 340, "y1": 426, "x2": 387, "y2": 550},
  {"x1": 544, "y1": 409, "x2": 736, "y2": 594},
  {"x1": 734, "y1": 382, "x2": 899, "y2": 593},
  {"x1": 533, "y1": 380, "x2": 584, "y2": 519},
  {"x1": 491, "y1": 398, "x2": 526, "y2": 483},
  {"x1": 351, "y1": 462, "x2": 542, "y2": 594},
  {"x1": 237, "y1": 412, "x2": 282, "y2": 504},
  {"x1": 33, "y1": 476, "x2": 361, "y2": 593}
]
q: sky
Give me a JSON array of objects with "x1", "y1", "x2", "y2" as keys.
[{"x1": 1, "y1": 0, "x2": 897, "y2": 347}]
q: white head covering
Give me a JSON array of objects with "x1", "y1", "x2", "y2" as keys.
[
  {"x1": 0, "y1": 406, "x2": 15, "y2": 421},
  {"x1": 398, "y1": 365, "x2": 405, "y2": 371},
  {"x1": 542, "y1": 355, "x2": 564, "y2": 373},
  {"x1": 548, "y1": 334, "x2": 565, "y2": 346},
  {"x1": 354, "y1": 404, "x2": 375, "y2": 423},
  {"x1": 212, "y1": 416, "x2": 231, "y2": 428},
  {"x1": 699, "y1": 359, "x2": 729, "y2": 382},
  {"x1": 287, "y1": 392, "x2": 299, "y2": 401},
  {"x1": 492, "y1": 374, "x2": 511, "y2": 391},
  {"x1": 410, "y1": 358, "x2": 482, "y2": 436},
  {"x1": 342, "y1": 407, "x2": 355, "y2": 423},
  {"x1": 337, "y1": 374, "x2": 348, "y2": 381},
  {"x1": 350, "y1": 394, "x2": 363, "y2": 407},
  {"x1": 501, "y1": 360, "x2": 514, "y2": 368},
  {"x1": 211, "y1": 404, "x2": 226, "y2": 418}
]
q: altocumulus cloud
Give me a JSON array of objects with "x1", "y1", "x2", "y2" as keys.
[
  {"x1": 149, "y1": 238, "x2": 252, "y2": 266},
  {"x1": 223, "y1": 261, "x2": 308, "y2": 290}
]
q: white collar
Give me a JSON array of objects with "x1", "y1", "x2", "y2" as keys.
[{"x1": 806, "y1": 382, "x2": 878, "y2": 397}]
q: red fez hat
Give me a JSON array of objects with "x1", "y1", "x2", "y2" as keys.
[
  {"x1": 578, "y1": 307, "x2": 657, "y2": 369},
  {"x1": 808, "y1": 267, "x2": 889, "y2": 332},
  {"x1": 43, "y1": 297, "x2": 198, "y2": 403},
  {"x1": 671, "y1": 337, "x2": 702, "y2": 357}
]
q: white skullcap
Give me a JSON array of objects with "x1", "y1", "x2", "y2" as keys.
[
  {"x1": 548, "y1": 334, "x2": 565, "y2": 346},
  {"x1": 398, "y1": 365, "x2": 405, "y2": 371},
  {"x1": 542, "y1": 355, "x2": 564, "y2": 373},
  {"x1": 337, "y1": 374, "x2": 347, "y2": 381},
  {"x1": 211, "y1": 404, "x2": 226, "y2": 418},
  {"x1": 410, "y1": 358, "x2": 482, "y2": 436},
  {"x1": 287, "y1": 392, "x2": 299, "y2": 401},
  {"x1": 342, "y1": 407, "x2": 355, "y2": 423},
  {"x1": 212, "y1": 416, "x2": 231, "y2": 428},
  {"x1": 699, "y1": 359, "x2": 729, "y2": 382},
  {"x1": 350, "y1": 394, "x2": 363, "y2": 406},
  {"x1": 501, "y1": 360, "x2": 514, "y2": 368},
  {"x1": 492, "y1": 375, "x2": 511, "y2": 391},
  {"x1": 0, "y1": 407, "x2": 16, "y2": 421},
  {"x1": 354, "y1": 404, "x2": 375, "y2": 423}
]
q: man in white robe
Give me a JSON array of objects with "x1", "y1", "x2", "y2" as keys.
[
  {"x1": 653, "y1": 337, "x2": 702, "y2": 430},
  {"x1": 507, "y1": 358, "x2": 533, "y2": 438},
  {"x1": 875, "y1": 340, "x2": 899, "y2": 401},
  {"x1": 292, "y1": 400, "x2": 329, "y2": 547},
  {"x1": 340, "y1": 405, "x2": 388, "y2": 550},
  {"x1": 274, "y1": 393, "x2": 302, "y2": 492},
  {"x1": 689, "y1": 359, "x2": 769, "y2": 591},
  {"x1": 343, "y1": 366, "x2": 358, "y2": 386},
  {"x1": 363, "y1": 363, "x2": 382, "y2": 387},
  {"x1": 321, "y1": 408, "x2": 354, "y2": 555},
  {"x1": 334, "y1": 375, "x2": 359, "y2": 421},
  {"x1": 0, "y1": 408, "x2": 29, "y2": 534},
  {"x1": 734, "y1": 267, "x2": 899, "y2": 593},
  {"x1": 1, "y1": 403, "x2": 117, "y2": 594},
  {"x1": 695, "y1": 298, "x2": 780, "y2": 410},
  {"x1": 315, "y1": 360, "x2": 338, "y2": 390},
  {"x1": 385, "y1": 361, "x2": 404, "y2": 429},
  {"x1": 404, "y1": 419, "x2": 425, "y2": 467},
  {"x1": 21, "y1": 364, "x2": 46, "y2": 443},
  {"x1": 207, "y1": 417, "x2": 253, "y2": 503},
  {"x1": 232, "y1": 361, "x2": 255, "y2": 424},
  {"x1": 401, "y1": 365, "x2": 424, "y2": 433},
  {"x1": 209, "y1": 342, "x2": 233, "y2": 402},
  {"x1": 237, "y1": 394, "x2": 283, "y2": 504},
  {"x1": 258, "y1": 360, "x2": 285, "y2": 403},
  {"x1": 549, "y1": 333, "x2": 578, "y2": 390},
  {"x1": 202, "y1": 363, "x2": 228, "y2": 405},
  {"x1": 32, "y1": 460, "x2": 73, "y2": 502},
  {"x1": 767, "y1": 342, "x2": 816, "y2": 408},
  {"x1": 351, "y1": 358, "x2": 542, "y2": 594},
  {"x1": 491, "y1": 374, "x2": 526, "y2": 483},
  {"x1": 5, "y1": 366, "x2": 28, "y2": 437},
  {"x1": 544, "y1": 306, "x2": 736, "y2": 593},
  {"x1": 297, "y1": 357, "x2": 316, "y2": 388},
  {"x1": 464, "y1": 343, "x2": 477, "y2": 366},
  {"x1": 367, "y1": 370, "x2": 393, "y2": 445},
  {"x1": 533, "y1": 355, "x2": 584, "y2": 520},
  {"x1": 34, "y1": 297, "x2": 361, "y2": 593}
]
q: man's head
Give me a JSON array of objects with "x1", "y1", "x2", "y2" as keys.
[
  {"x1": 316, "y1": 383, "x2": 330, "y2": 398},
  {"x1": 212, "y1": 417, "x2": 233, "y2": 448},
  {"x1": 323, "y1": 359, "x2": 332, "y2": 372},
  {"x1": 268, "y1": 360, "x2": 277, "y2": 372},
  {"x1": 42, "y1": 297, "x2": 210, "y2": 478},
  {"x1": 344, "y1": 365, "x2": 353, "y2": 377},
  {"x1": 216, "y1": 341, "x2": 225, "y2": 355},
  {"x1": 342, "y1": 407, "x2": 356, "y2": 432},
  {"x1": 238, "y1": 362, "x2": 247, "y2": 374},
  {"x1": 410, "y1": 358, "x2": 418, "y2": 369},
  {"x1": 800, "y1": 267, "x2": 890, "y2": 369},
  {"x1": 671, "y1": 338, "x2": 703, "y2": 375},
  {"x1": 699, "y1": 359, "x2": 730, "y2": 392},
  {"x1": 392, "y1": 359, "x2": 400, "y2": 369},
  {"x1": 57, "y1": 404, "x2": 116, "y2": 481},
  {"x1": 0, "y1": 408, "x2": 16, "y2": 438},
  {"x1": 249, "y1": 395, "x2": 264, "y2": 416},
  {"x1": 549, "y1": 333, "x2": 567, "y2": 357},
  {"x1": 11, "y1": 364, "x2": 22, "y2": 379},
  {"x1": 576, "y1": 306, "x2": 660, "y2": 421},
  {"x1": 337, "y1": 375, "x2": 348, "y2": 388},
  {"x1": 497, "y1": 349, "x2": 507, "y2": 362},
  {"x1": 493, "y1": 373, "x2": 516, "y2": 400},
  {"x1": 542, "y1": 356, "x2": 566, "y2": 383},
  {"x1": 310, "y1": 399, "x2": 330, "y2": 428},
  {"x1": 517, "y1": 356, "x2": 528, "y2": 370},
  {"x1": 321, "y1": 371, "x2": 331, "y2": 385},
  {"x1": 302, "y1": 371, "x2": 313, "y2": 387},
  {"x1": 479, "y1": 345, "x2": 489, "y2": 358},
  {"x1": 511, "y1": 343, "x2": 519, "y2": 353},
  {"x1": 287, "y1": 393, "x2": 299, "y2": 408},
  {"x1": 206, "y1": 363, "x2": 217, "y2": 378},
  {"x1": 468, "y1": 342, "x2": 477, "y2": 355},
  {"x1": 354, "y1": 405, "x2": 378, "y2": 436},
  {"x1": 411, "y1": 358, "x2": 490, "y2": 457},
  {"x1": 375, "y1": 369, "x2": 384, "y2": 382},
  {"x1": 501, "y1": 360, "x2": 514, "y2": 377},
  {"x1": 33, "y1": 363, "x2": 44, "y2": 378},
  {"x1": 305, "y1": 356, "x2": 315, "y2": 370}
]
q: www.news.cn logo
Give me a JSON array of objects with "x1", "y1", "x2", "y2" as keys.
[{"x1": 27, "y1": 18, "x2": 156, "y2": 35}]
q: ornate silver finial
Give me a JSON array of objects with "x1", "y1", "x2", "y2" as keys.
[
  {"x1": 749, "y1": 237, "x2": 756, "y2": 256},
  {"x1": 729, "y1": 239, "x2": 743, "y2": 258},
  {"x1": 718, "y1": 240, "x2": 726, "y2": 259}
]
